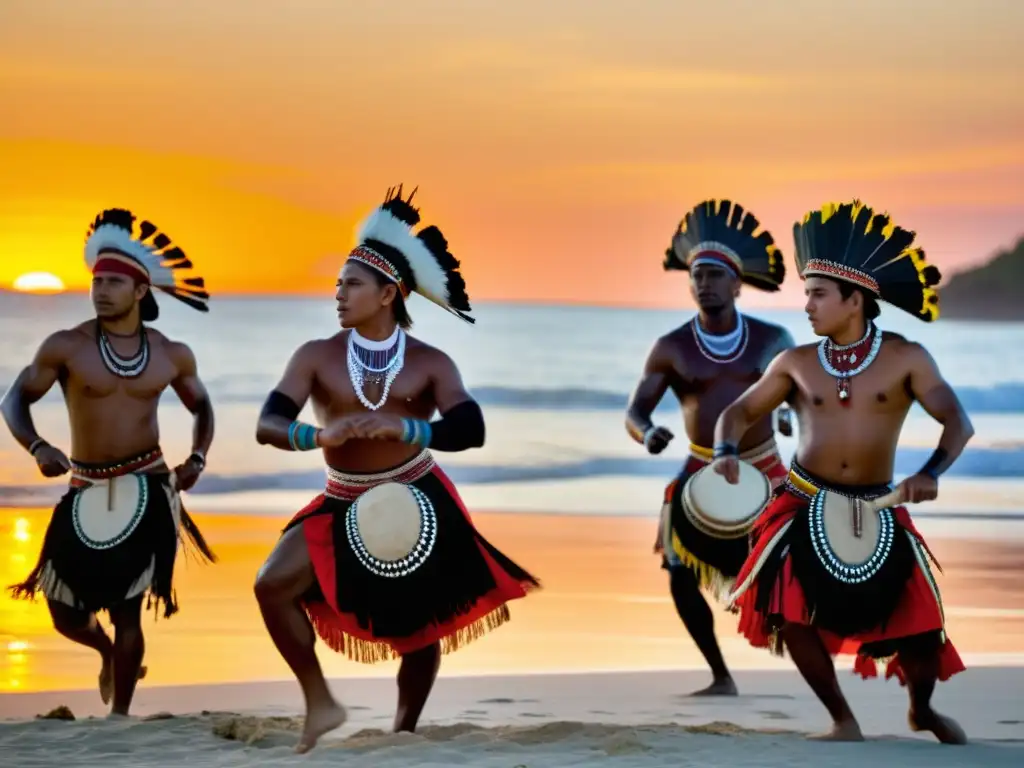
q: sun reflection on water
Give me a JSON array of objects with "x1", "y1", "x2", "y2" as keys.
[{"x1": 2, "y1": 512, "x2": 47, "y2": 692}]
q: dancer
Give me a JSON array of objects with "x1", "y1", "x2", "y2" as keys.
[
  {"x1": 716, "y1": 200, "x2": 971, "y2": 743},
  {"x1": 254, "y1": 186, "x2": 540, "y2": 752},
  {"x1": 2, "y1": 208, "x2": 216, "y2": 716},
  {"x1": 625, "y1": 199, "x2": 794, "y2": 696}
]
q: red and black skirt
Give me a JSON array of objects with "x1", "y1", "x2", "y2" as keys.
[
  {"x1": 285, "y1": 451, "x2": 541, "y2": 663},
  {"x1": 728, "y1": 462, "x2": 964, "y2": 684},
  {"x1": 8, "y1": 449, "x2": 215, "y2": 618}
]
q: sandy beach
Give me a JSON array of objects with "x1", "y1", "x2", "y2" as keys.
[
  {"x1": 3, "y1": 508, "x2": 1024, "y2": 766},
  {"x1": 2, "y1": 668, "x2": 1023, "y2": 767}
]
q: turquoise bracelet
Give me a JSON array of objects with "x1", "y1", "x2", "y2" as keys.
[
  {"x1": 400, "y1": 418, "x2": 432, "y2": 448},
  {"x1": 287, "y1": 421, "x2": 319, "y2": 451}
]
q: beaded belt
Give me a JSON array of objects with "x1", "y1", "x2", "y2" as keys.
[
  {"x1": 689, "y1": 438, "x2": 782, "y2": 471},
  {"x1": 785, "y1": 463, "x2": 893, "y2": 502},
  {"x1": 70, "y1": 449, "x2": 166, "y2": 488},
  {"x1": 325, "y1": 450, "x2": 436, "y2": 501}
]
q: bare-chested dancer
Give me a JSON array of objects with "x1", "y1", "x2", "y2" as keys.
[
  {"x1": 253, "y1": 187, "x2": 540, "y2": 753},
  {"x1": 2, "y1": 209, "x2": 216, "y2": 716},
  {"x1": 625, "y1": 200, "x2": 793, "y2": 696},
  {"x1": 715, "y1": 200, "x2": 971, "y2": 744}
]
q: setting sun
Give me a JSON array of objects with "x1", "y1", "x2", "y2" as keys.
[{"x1": 11, "y1": 272, "x2": 65, "y2": 293}]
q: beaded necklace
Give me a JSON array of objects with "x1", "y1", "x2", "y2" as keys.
[
  {"x1": 346, "y1": 327, "x2": 406, "y2": 410},
  {"x1": 817, "y1": 322, "x2": 882, "y2": 405}
]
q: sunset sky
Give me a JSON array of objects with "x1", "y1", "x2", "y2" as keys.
[{"x1": 1, "y1": 1, "x2": 1022, "y2": 308}]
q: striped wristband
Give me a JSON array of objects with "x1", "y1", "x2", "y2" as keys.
[
  {"x1": 400, "y1": 418, "x2": 432, "y2": 448},
  {"x1": 287, "y1": 422, "x2": 320, "y2": 451}
]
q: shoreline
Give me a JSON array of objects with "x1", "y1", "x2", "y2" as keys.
[
  {"x1": 4, "y1": 666, "x2": 1023, "y2": 735},
  {"x1": 4, "y1": 508, "x2": 1024, "y2": 695},
  {"x1": 2, "y1": 668, "x2": 1022, "y2": 767}
]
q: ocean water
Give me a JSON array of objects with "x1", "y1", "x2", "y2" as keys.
[{"x1": 2, "y1": 292, "x2": 1023, "y2": 532}]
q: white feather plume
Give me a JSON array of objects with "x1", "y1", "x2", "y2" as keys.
[
  {"x1": 84, "y1": 223, "x2": 176, "y2": 288},
  {"x1": 356, "y1": 207, "x2": 450, "y2": 308}
]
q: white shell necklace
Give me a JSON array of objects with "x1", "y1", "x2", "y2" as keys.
[
  {"x1": 97, "y1": 320, "x2": 149, "y2": 378},
  {"x1": 691, "y1": 310, "x2": 748, "y2": 364},
  {"x1": 347, "y1": 327, "x2": 405, "y2": 411}
]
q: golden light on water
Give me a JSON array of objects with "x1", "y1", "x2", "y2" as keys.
[
  {"x1": 6, "y1": 640, "x2": 29, "y2": 691},
  {"x1": 13, "y1": 518, "x2": 30, "y2": 543}
]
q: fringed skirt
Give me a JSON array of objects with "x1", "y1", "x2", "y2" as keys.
[
  {"x1": 659, "y1": 440, "x2": 788, "y2": 600},
  {"x1": 728, "y1": 462, "x2": 964, "y2": 684},
  {"x1": 285, "y1": 451, "x2": 541, "y2": 663},
  {"x1": 8, "y1": 449, "x2": 216, "y2": 618}
]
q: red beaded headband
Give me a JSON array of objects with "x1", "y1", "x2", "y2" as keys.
[
  {"x1": 801, "y1": 259, "x2": 880, "y2": 295},
  {"x1": 347, "y1": 245, "x2": 410, "y2": 298}
]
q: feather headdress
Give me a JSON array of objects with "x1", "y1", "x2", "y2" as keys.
[
  {"x1": 346, "y1": 185, "x2": 474, "y2": 324},
  {"x1": 85, "y1": 208, "x2": 209, "y2": 322},
  {"x1": 665, "y1": 199, "x2": 786, "y2": 292},
  {"x1": 793, "y1": 200, "x2": 941, "y2": 322}
]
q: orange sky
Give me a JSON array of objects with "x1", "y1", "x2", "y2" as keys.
[{"x1": 1, "y1": 1, "x2": 1022, "y2": 308}]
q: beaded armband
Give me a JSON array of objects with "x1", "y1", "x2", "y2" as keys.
[
  {"x1": 713, "y1": 441, "x2": 738, "y2": 459},
  {"x1": 287, "y1": 422, "x2": 320, "y2": 451},
  {"x1": 400, "y1": 418, "x2": 433, "y2": 448}
]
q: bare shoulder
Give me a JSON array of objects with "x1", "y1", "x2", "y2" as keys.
[
  {"x1": 143, "y1": 327, "x2": 193, "y2": 365},
  {"x1": 882, "y1": 333, "x2": 935, "y2": 368},
  {"x1": 778, "y1": 341, "x2": 818, "y2": 368},
  {"x1": 38, "y1": 325, "x2": 91, "y2": 360},
  {"x1": 293, "y1": 333, "x2": 344, "y2": 367},
  {"x1": 882, "y1": 332, "x2": 924, "y2": 357},
  {"x1": 745, "y1": 315, "x2": 787, "y2": 336},
  {"x1": 648, "y1": 324, "x2": 690, "y2": 359},
  {"x1": 405, "y1": 334, "x2": 458, "y2": 373},
  {"x1": 746, "y1": 315, "x2": 797, "y2": 353},
  {"x1": 659, "y1": 323, "x2": 691, "y2": 346}
]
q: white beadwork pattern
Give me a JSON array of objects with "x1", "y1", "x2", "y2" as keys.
[
  {"x1": 347, "y1": 329, "x2": 406, "y2": 410},
  {"x1": 807, "y1": 490, "x2": 895, "y2": 584},
  {"x1": 817, "y1": 323, "x2": 882, "y2": 379},
  {"x1": 344, "y1": 484, "x2": 438, "y2": 578},
  {"x1": 72, "y1": 475, "x2": 149, "y2": 550}
]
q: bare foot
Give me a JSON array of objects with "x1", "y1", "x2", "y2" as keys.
[
  {"x1": 99, "y1": 663, "x2": 148, "y2": 706},
  {"x1": 687, "y1": 678, "x2": 738, "y2": 697},
  {"x1": 295, "y1": 701, "x2": 347, "y2": 754},
  {"x1": 909, "y1": 709, "x2": 968, "y2": 745},
  {"x1": 807, "y1": 719, "x2": 865, "y2": 742}
]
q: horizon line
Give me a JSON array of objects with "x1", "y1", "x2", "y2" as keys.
[{"x1": 0, "y1": 289, "x2": 724, "y2": 313}]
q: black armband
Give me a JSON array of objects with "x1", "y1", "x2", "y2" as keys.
[
  {"x1": 713, "y1": 441, "x2": 738, "y2": 459},
  {"x1": 918, "y1": 447, "x2": 949, "y2": 480},
  {"x1": 261, "y1": 390, "x2": 301, "y2": 421},
  {"x1": 400, "y1": 400, "x2": 485, "y2": 452}
]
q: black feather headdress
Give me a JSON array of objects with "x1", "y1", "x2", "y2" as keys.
[
  {"x1": 346, "y1": 185, "x2": 474, "y2": 324},
  {"x1": 665, "y1": 199, "x2": 786, "y2": 292},
  {"x1": 85, "y1": 208, "x2": 209, "y2": 322},
  {"x1": 793, "y1": 200, "x2": 941, "y2": 322}
]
